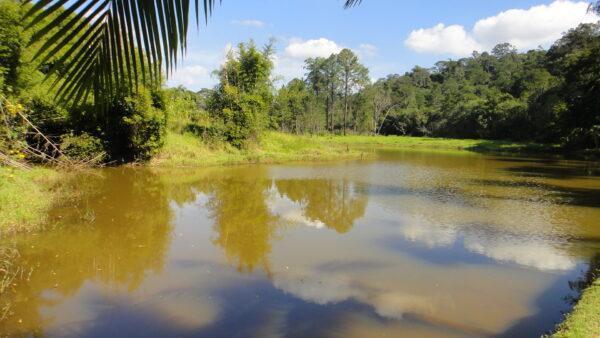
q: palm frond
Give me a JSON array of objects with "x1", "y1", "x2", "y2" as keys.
[
  {"x1": 26, "y1": 0, "x2": 221, "y2": 106},
  {"x1": 26, "y1": 0, "x2": 361, "y2": 107},
  {"x1": 344, "y1": 0, "x2": 362, "y2": 8}
]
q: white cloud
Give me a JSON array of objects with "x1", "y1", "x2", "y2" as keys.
[
  {"x1": 473, "y1": 0, "x2": 598, "y2": 50},
  {"x1": 268, "y1": 192, "x2": 326, "y2": 229},
  {"x1": 167, "y1": 43, "x2": 233, "y2": 90},
  {"x1": 168, "y1": 65, "x2": 210, "y2": 88},
  {"x1": 284, "y1": 38, "x2": 343, "y2": 59},
  {"x1": 405, "y1": 0, "x2": 600, "y2": 56},
  {"x1": 269, "y1": 38, "x2": 344, "y2": 84},
  {"x1": 358, "y1": 43, "x2": 378, "y2": 57},
  {"x1": 405, "y1": 23, "x2": 481, "y2": 56},
  {"x1": 231, "y1": 19, "x2": 265, "y2": 28}
]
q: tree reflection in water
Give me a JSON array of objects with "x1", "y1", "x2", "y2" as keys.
[
  {"x1": 195, "y1": 168, "x2": 368, "y2": 274},
  {"x1": 1, "y1": 169, "x2": 173, "y2": 335},
  {"x1": 275, "y1": 179, "x2": 367, "y2": 234}
]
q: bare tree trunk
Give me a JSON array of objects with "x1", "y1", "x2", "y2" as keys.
[
  {"x1": 326, "y1": 97, "x2": 331, "y2": 133},
  {"x1": 343, "y1": 75, "x2": 349, "y2": 136},
  {"x1": 328, "y1": 83, "x2": 335, "y2": 132}
]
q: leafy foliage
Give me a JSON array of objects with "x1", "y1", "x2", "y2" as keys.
[
  {"x1": 207, "y1": 41, "x2": 274, "y2": 147},
  {"x1": 104, "y1": 88, "x2": 167, "y2": 162},
  {"x1": 60, "y1": 132, "x2": 104, "y2": 162}
]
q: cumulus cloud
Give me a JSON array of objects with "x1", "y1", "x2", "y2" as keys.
[
  {"x1": 231, "y1": 19, "x2": 265, "y2": 28},
  {"x1": 168, "y1": 65, "x2": 210, "y2": 88},
  {"x1": 167, "y1": 43, "x2": 233, "y2": 90},
  {"x1": 274, "y1": 38, "x2": 375, "y2": 83},
  {"x1": 405, "y1": 0, "x2": 599, "y2": 56},
  {"x1": 269, "y1": 38, "x2": 344, "y2": 84},
  {"x1": 405, "y1": 23, "x2": 481, "y2": 56},
  {"x1": 284, "y1": 38, "x2": 343, "y2": 59}
]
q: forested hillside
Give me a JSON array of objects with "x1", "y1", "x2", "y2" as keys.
[{"x1": 272, "y1": 25, "x2": 600, "y2": 149}]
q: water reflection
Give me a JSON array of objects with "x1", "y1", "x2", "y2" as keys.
[
  {"x1": 2, "y1": 169, "x2": 173, "y2": 335},
  {"x1": 203, "y1": 168, "x2": 277, "y2": 274},
  {"x1": 0, "y1": 151, "x2": 599, "y2": 337},
  {"x1": 195, "y1": 170, "x2": 368, "y2": 273},
  {"x1": 274, "y1": 179, "x2": 367, "y2": 233}
]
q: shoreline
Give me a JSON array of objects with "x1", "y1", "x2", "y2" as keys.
[
  {"x1": 552, "y1": 277, "x2": 600, "y2": 337},
  {"x1": 0, "y1": 132, "x2": 594, "y2": 234}
]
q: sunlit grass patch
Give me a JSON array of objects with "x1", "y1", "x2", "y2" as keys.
[
  {"x1": 152, "y1": 132, "x2": 562, "y2": 168},
  {"x1": 553, "y1": 279, "x2": 600, "y2": 338},
  {"x1": 151, "y1": 132, "x2": 365, "y2": 167},
  {"x1": 314, "y1": 134, "x2": 557, "y2": 154},
  {"x1": 0, "y1": 167, "x2": 61, "y2": 234}
]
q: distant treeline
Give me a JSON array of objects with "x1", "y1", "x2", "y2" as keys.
[{"x1": 271, "y1": 23, "x2": 600, "y2": 149}]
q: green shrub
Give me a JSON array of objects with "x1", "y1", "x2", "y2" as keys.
[
  {"x1": 208, "y1": 41, "x2": 273, "y2": 148},
  {"x1": 24, "y1": 95, "x2": 69, "y2": 137},
  {"x1": 60, "y1": 132, "x2": 104, "y2": 163},
  {"x1": 209, "y1": 85, "x2": 269, "y2": 148},
  {"x1": 105, "y1": 88, "x2": 167, "y2": 162},
  {"x1": 164, "y1": 87, "x2": 211, "y2": 134}
]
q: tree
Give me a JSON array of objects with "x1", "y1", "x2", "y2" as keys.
[
  {"x1": 0, "y1": 0, "x2": 21, "y2": 93},
  {"x1": 208, "y1": 41, "x2": 274, "y2": 147},
  {"x1": 272, "y1": 78, "x2": 309, "y2": 133},
  {"x1": 546, "y1": 23, "x2": 600, "y2": 148},
  {"x1": 304, "y1": 57, "x2": 332, "y2": 130},
  {"x1": 336, "y1": 49, "x2": 369, "y2": 134}
]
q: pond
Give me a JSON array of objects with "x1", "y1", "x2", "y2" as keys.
[{"x1": 2, "y1": 150, "x2": 600, "y2": 337}]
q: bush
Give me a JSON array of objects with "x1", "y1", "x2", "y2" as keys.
[
  {"x1": 208, "y1": 41, "x2": 273, "y2": 148},
  {"x1": 60, "y1": 132, "x2": 104, "y2": 163},
  {"x1": 105, "y1": 88, "x2": 167, "y2": 162},
  {"x1": 208, "y1": 85, "x2": 269, "y2": 148}
]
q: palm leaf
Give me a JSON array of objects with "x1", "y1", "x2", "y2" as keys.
[
  {"x1": 26, "y1": 0, "x2": 361, "y2": 107},
  {"x1": 26, "y1": 0, "x2": 221, "y2": 107}
]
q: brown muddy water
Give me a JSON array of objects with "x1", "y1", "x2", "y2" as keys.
[{"x1": 1, "y1": 150, "x2": 599, "y2": 337}]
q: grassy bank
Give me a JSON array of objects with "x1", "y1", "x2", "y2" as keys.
[
  {"x1": 151, "y1": 131, "x2": 560, "y2": 167},
  {"x1": 150, "y1": 132, "x2": 367, "y2": 167},
  {"x1": 553, "y1": 279, "x2": 600, "y2": 337},
  {"x1": 0, "y1": 167, "x2": 62, "y2": 234},
  {"x1": 0, "y1": 133, "x2": 565, "y2": 232},
  {"x1": 313, "y1": 134, "x2": 560, "y2": 154}
]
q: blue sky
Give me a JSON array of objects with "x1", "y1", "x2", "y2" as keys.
[{"x1": 167, "y1": 0, "x2": 599, "y2": 90}]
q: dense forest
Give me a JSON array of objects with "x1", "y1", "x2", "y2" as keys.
[
  {"x1": 1, "y1": 0, "x2": 599, "y2": 166},
  {"x1": 272, "y1": 25, "x2": 600, "y2": 149}
]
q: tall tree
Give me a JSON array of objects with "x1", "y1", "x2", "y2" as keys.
[
  {"x1": 323, "y1": 54, "x2": 342, "y2": 131},
  {"x1": 546, "y1": 23, "x2": 600, "y2": 148},
  {"x1": 336, "y1": 49, "x2": 369, "y2": 134}
]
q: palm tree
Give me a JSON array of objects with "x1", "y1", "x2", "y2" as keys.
[{"x1": 27, "y1": 0, "x2": 362, "y2": 106}]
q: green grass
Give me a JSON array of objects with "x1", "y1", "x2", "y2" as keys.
[
  {"x1": 152, "y1": 132, "x2": 559, "y2": 167},
  {"x1": 313, "y1": 134, "x2": 559, "y2": 153},
  {"x1": 553, "y1": 279, "x2": 600, "y2": 338},
  {"x1": 150, "y1": 132, "x2": 366, "y2": 167},
  {"x1": 0, "y1": 166, "x2": 62, "y2": 234}
]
